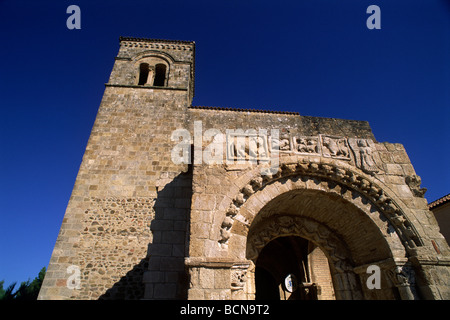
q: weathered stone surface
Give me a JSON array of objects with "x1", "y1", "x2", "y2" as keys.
[{"x1": 38, "y1": 37, "x2": 450, "y2": 301}]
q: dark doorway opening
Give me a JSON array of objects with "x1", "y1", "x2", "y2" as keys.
[{"x1": 255, "y1": 236, "x2": 320, "y2": 300}]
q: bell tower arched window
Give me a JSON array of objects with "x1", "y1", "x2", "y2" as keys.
[
  {"x1": 138, "y1": 63, "x2": 150, "y2": 85},
  {"x1": 153, "y1": 64, "x2": 166, "y2": 87}
]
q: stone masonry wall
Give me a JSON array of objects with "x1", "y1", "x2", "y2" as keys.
[
  {"x1": 184, "y1": 116, "x2": 450, "y2": 299},
  {"x1": 39, "y1": 87, "x2": 192, "y2": 299},
  {"x1": 308, "y1": 245, "x2": 335, "y2": 300},
  {"x1": 38, "y1": 37, "x2": 195, "y2": 300},
  {"x1": 39, "y1": 37, "x2": 450, "y2": 300}
]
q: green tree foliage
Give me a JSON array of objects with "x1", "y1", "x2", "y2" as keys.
[{"x1": 0, "y1": 267, "x2": 46, "y2": 300}]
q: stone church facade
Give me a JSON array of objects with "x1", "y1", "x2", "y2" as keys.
[{"x1": 38, "y1": 37, "x2": 450, "y2": 300}]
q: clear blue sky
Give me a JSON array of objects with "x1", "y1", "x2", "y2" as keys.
[{"x1": 0, "y1": 0, "x2": 449, "y2": 289}]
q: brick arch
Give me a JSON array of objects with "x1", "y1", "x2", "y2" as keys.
[
  {"x1": 246, "y1": 215, "x2": 364, "y2": 299},
  {"x1": 247, "y1": 215, "x2": 353, "y2": 271}
]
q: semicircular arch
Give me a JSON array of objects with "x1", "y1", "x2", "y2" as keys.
[{"x1": 217, "y1": 159, "x2": 423, "y2": 263}]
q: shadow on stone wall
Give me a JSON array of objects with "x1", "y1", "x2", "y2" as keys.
[
  {"x1": 99, "y1": 258, "x2": 149, "y2": 300},
  {"x1": 99, "y1": 167, "x2": 193, "y2": 300}
]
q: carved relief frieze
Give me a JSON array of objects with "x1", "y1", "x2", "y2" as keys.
[
  {"x1": 226, "y1": 131, "x2": 269, "y2": 162},
  {"x1": 269, "y1": 129, "x2": 292, "y2": 152},
  {"x1": 268, "y1": 132, "x2": 353, "y2": 161},
  {"x1": 292, "y1": 136, "x2": 321, "y2": 155},
  {"x1": 223, "y1": 130, "x2": 389, "y2": 172},
  {"x1": 320, "y1": 135, "x2": 351, "y2": 160}
]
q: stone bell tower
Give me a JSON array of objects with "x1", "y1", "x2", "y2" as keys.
[{"x1": 38, "y1": 37, "x2": 195, "y2": 300}]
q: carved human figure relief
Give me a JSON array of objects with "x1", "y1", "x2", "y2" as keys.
[
  {"x1": 270, "y1": 129, "x2": 291, "y2": 152},
  {"x1": 231, "y1": 269, "x2": 247, "y2": 288},
  {"x1": 306, "y1": 138, "x2": 318, "y2": 153},
  {"x1": 349, "y1": 138, "x2": 379, "y2": 174},
  {"x1": 248, "y1": 136, "x2": 264, "y2": 159},
  {"x1": 234, "y1": 137, "x2": 247, "y2": 159},
  {"x1": 227, "y1": 132, "x2": 269, "y2": 161}
]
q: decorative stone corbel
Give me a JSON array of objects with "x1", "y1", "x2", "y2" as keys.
[{"x1": 405, "y1": 175, "x2": 427, "y2": 197}]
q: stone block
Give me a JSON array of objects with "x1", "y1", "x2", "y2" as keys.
[
  {"x1": 148, "y1": 244, "x2": 172, "y2": 256},
  {"x1": 199, "y1": 268, "x2": 215, "y2": 289},
  {"x1": 192, "y1": 194, "x2": 216, "y2": 211},
  {"x1": 154, "y1": 283, "x2": 176, "y2": 299},
  {"x1": 162, "y1": 231, "x2": 186, "y2": 244},
  {"x1": 205, "y1": 289, "x2": 231, "y2": 300},
  {"x1": 395, "y1": 184, "x2": 413, "y2": 198},
  {"x1": 214, "y1": 269, "x2": 230, "y2": 289},
  {"x1": 160, "y1": 257, "x2": 184, "y2": 272},
  {"x1": 384, "y1": 163, "x2": 404, "y2": 176},
  {"x1": 392, "y1": 150, "x2": 410, "y2": 164},
  {"x1": 188, "y1": 288, "x2": 204, "y2": 300},
  {"x1": 378, "y1": 151, "x2": 393, "y2": 164},
  {"x1": 143, "y1": 271, "x2": 163, "y2": 283}
]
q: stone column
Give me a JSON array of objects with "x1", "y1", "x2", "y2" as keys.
[
  {"x1": 385, "y1": 266, "x2": 417, "y2": 300},
  {"x1": 354, "y1": 258, "x2": 418, "y2": 300},
  {"x1": 146, "y1": 66, "x2": 154, "y2": 86},
  {"x1": 332, "y1": 271, "x2": 363, "y2": 300},
  {"x1": 231, "y1": 263, "x2": 251, "y2": 300}
]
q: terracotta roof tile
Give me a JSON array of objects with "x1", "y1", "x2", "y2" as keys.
[
  {"x1": 189, "y1": 105, "x2": 300, "y2": 115},
  {"x1": 428, "y1": 193, "x2": 450, "y2": 210},
  {"x1": 119, "y1": 36, "x2": 195, "y2": 45}
]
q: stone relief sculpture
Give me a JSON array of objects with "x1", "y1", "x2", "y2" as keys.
[
  {"x1": 227, "y1": 132, "x2": 269, "y2": 161},
  {"x1": 223, "y1": 132, "x2": 387, "y2": 177},
  {"x1": 270, "y1": 129, "x2": 291, "y2": 152},
  {"x1": 293, "y1": 137, "x2": 320, "y2": 154},
  {"x1": 349, "y1": 138, "x2": 380, "y2": 174},
  {"x1": 405, "y1": 174, "x2": 427, "y2": 197},
  {"x1": 321, "y1": 136, "x2": 350, "y2": 160}
]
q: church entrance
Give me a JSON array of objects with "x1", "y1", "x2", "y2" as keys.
[
  {"x1": 255, "y1": 235, "x2": 335, "y2": 300},
  {"x1": 243, "y1": 178, "x2": 410, "y2": 300}
]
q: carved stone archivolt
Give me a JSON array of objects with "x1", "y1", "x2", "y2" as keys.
[
  {"x1": 218, "y1": 158, "x2": 423, "y2": 253},
  {"x1": 247, "y1": 215, "x2": 354, "y2": 273}
]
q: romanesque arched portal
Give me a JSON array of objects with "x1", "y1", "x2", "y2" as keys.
[
  {"x1": 238, "y1": 167, "x2": 417, "y2": 300},
  {"x1": 186, "y1": 157, "x2": 449, "y2": 300}
]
